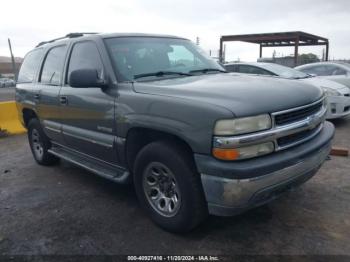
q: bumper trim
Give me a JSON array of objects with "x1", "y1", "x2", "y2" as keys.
[{"x1": 201, "y1": 141, "x2": 331, "y2": 216}]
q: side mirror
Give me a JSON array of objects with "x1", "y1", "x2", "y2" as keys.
[{"x1": 69, "y1": 69, "x2": 106, "y2": 88}]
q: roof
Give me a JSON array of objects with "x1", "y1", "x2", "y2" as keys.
[
  {"x1": 220, "y1": 31, "x2": 328, "y2": 47},
  {"x1": 35, "y1": 32, "x2": 187, "y2": 48},
  {"x1": 225, "y1": 62, "x2": 268, "y2": 66},
  {"x1": 295, "y1": 61, "x2": 350, "y2": 69},
  {"x1": 99, "y1": 32, "x2": 186, "y2": 39}
]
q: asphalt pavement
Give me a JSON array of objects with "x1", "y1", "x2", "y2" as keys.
[{"x1": 0, "y1": 118, "x2": 349, "y2": 256}]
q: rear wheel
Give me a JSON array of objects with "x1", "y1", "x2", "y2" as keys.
[
  {"x1": 28, "y1": 118, "x2": 59, "y2": 165},
  {"x1": 134, "y1": 141, "x2": 208, "y2": 233}
]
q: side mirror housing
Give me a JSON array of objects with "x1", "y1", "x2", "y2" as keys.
[{"x1": 69, "y1": 69, "x2": 106, "y2": 88}]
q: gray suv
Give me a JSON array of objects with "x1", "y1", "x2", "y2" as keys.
[{"x1": 16, "y1": 33, "x2": 334, "y2": 232}]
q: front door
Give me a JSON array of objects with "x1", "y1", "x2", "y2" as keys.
[{"x1": 59, "y1": 41, "x2": 118, "y2": 165}]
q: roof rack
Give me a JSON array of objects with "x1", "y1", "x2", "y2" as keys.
[{"x1": 36, "y1": 32, "x2": 98, "y2": 47}]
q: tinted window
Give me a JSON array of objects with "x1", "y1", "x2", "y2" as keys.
[
  {"x1": 18, "y1": 49, "x2": 43, "y2": 83},
  {"x1": 258, "y1": 63, "x2": 308, "y2": 79},
  {"x1": 300, "y1": 65, "x2": 346, "y2": 76},
  {"x1": 238, "y1": 65, "x2": 273, "y2": 75},
  {"x1": 224, "y1": 65, "x2": 238, "y2": 72},
  {"x1": 302, "y1": 65, "x2": 326, "y2": 76},
  {"x1": 67, "y1": 41, "x2": 103, "y2": 82},
  {"x1": 40, "y1": 45, "x2": 67, "y2": 85},
  {"x1": 324, "y1": 65, "x2": 346, "y2": 75}
]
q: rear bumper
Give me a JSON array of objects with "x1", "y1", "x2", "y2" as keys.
[{"x1": 195, "y1": 121, "x2": 334, "y2": 216}]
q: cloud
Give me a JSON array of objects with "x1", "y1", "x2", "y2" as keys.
[{"x1": 0, "y1": 0, "x2": 349, "y2": 61}]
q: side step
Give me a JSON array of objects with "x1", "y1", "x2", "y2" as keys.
[{"x1": 48, "y1": 145, "x2": 130, "y2": 184}]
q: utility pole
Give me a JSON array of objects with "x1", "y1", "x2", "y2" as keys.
[
  {"x1": 8, "y1": 38, "x2": 17, "y2": 81},
  {"x1": 196, "y1": 37, "x2": 200, "y2": 46}
]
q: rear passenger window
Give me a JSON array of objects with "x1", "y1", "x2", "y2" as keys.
[
  {"x1": 225, "y1": 65, "x2": 237, "y2": 72},
  {"x1": 67, "y1": 41, "x2": 103, "y2": 82},
  {"x1": 238, "y1": 65, "x2": 272, "y2": 75},
  {"x1": 40, "y1": 45, "x2": 66, "y2": 85},
  {"x1": 18, "y1": 49, "x2": 43, "y2": 83}
]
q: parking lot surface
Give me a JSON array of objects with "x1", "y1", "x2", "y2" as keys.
[
  {"x1": 0, "y1": 88, "x2": 15, "y2": 102},
  {"x1": 0, "y1": 118, "x2": 349, "y2": 256}
]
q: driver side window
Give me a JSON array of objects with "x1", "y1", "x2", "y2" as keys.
[{"x1": 67, "y1": 41, "x2": 104, "y2": 84}]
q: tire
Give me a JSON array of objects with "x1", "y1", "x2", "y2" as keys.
[
  {"x1": 27, "y1": 118, "x2": 59, "y2": 166},
  {"x1": 133, "y1": 140, "x2": 208, "y2": 233}
]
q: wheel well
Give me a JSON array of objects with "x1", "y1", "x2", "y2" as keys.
[
  {"x1": 125, "y1": 128, "x2": 194, "y2": 172},
  {"x1": 22, "y1": 109, "x2": 38, "y2": 127}
]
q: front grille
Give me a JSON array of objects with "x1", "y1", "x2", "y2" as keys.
[
  {"x1": 274, "y1": 101, "x2": 323, "y2": 126},
  {"x1": 277, "y1": 124, "x2": 321, "y2": 147}
]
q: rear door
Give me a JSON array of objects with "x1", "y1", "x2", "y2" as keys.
[
  {"x1": 36, "y1": 45, "x2": 67, "y2": 145},
  {"x1": 16, "y1": 48, "x2": 44, "y2": 121},
  {"x1": 59, "y1": 40, "x2": 118, "y2": 164}
]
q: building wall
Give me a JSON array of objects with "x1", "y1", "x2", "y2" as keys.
[{"x1": 0, "y1": 62, "x2": 22, "y2": 76}]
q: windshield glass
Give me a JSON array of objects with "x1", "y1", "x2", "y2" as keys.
[
  {"x1": 104, "y1": 37, "x2": 224, "y2": 81},
  {"x1": 337, "y1": 62, "x2": 350, "y2": 69},
  {"x1": 259, "y1": 63, "x2": 309, "y2": 79}
]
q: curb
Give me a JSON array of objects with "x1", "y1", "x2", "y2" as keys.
[{"x1": 0, "y1": 101, "x2": 26, "y2": 135}]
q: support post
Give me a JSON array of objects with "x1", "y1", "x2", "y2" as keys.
[
  {"x1": 219, "y1": 38, "x2": 223, "y2": 63},
  {"x1": 259, "y1": 44, "x2": 262, "y2": 58},
  {"x1": 325, "y1": 42, "x2": 329, "y2": 61},
  {"x1": 294, "y1": 37, "x2": 299, "y2": 67}
]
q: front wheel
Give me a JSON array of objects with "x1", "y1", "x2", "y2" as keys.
[{"x1": 133, "y1": 141, "x2": 208, "y2": 233}]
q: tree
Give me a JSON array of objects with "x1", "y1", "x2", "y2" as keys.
[{"x1": 299, "y1": 53, "x2": 320, "y2": 65}]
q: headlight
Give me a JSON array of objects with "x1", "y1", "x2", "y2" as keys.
[
  {"x1": 212, "y1": 142, "x2": 274, "y2": 161},
  {"x1": 322, "y1": 87, "x2": 341, "y2": 96},
  {"x1": 214, "y1": 114, "x2": 271, "y2": 136}
]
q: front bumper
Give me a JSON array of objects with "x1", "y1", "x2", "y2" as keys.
[
  {"x1": 326, "y1": 95, "x2": 350, "y2": 119},
  {"x1": 195, "y1": 121, "x2": 335, "y2": 216}
]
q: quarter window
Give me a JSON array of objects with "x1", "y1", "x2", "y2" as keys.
[
  {"x1": 40, "y1": 45, "x2": 67, "y2": 85},
  {"x1": 67, "y1": 41, "x2": 103, "y2": 82},
  {"x1": 17, "y1": 49, "x2": 43, "y2": 83}
]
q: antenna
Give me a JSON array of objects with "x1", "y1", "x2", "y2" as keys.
[{"x1": 8, "y1": 38, "x2": 17, "y2": 81}]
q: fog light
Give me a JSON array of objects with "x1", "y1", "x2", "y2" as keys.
[{"x1": 330, "y1": 103, "x2": 337, "y2": 114}]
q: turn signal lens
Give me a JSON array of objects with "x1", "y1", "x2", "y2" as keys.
[
  {"x1": 213, "y1": 142, "x2": 274, "y2": 161},
  {"x1": 212, "y1": 148, "x2": 240, "y2": 160}
]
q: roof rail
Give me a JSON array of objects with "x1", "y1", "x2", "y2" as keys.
[{"x1": 36, "y1": 32, "x2": 98, "y2": 47}]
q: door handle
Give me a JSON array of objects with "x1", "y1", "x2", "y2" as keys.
[
  {"x1": 60, "y1": 96, "x2": 68, "y2": 105},
  {"x1": 34, "y1": 94, "x2": 40, "y2": 100}
]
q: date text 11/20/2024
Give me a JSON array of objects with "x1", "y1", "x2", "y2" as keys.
[{"x1": 127, "y1": 255, "x2": 220, "y2": 261}]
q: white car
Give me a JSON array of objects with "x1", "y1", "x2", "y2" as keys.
[
  {"x1": 224, "y1": 62, "x2": 350, "y2": 119},
  {"x1": 295, "y1": 62, "x2": 350, "y2": 90}
]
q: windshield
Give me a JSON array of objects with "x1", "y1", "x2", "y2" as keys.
[
  {"x1": 259, "y1": 63, "x2": 309, "y2": 79},
  {"x1": 104, "y1": 37, "x2": 224, "y2": 81},
  {"x1": 337, "y1": 62, "x2": 350, "y2": 69}
]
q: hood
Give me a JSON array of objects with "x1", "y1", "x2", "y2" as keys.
[
  {"x1": 302, "y1": 77, "x2": 349, "y2": 91},
  {"x1": 324, "y1": 76, "x2": 350, "y2": 89},
  {"x1": 133, "y1": 73, "x2": 323, "y2": 117}
]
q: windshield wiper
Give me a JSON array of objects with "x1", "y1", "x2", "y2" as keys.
[
  {"x1": 134, "y1": 71, "x2": 192, "y2": 80},
  {"x1": 189, "y1": 68, "x2": 227, "y2": 74}
]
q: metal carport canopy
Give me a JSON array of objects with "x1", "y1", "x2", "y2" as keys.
[{"x1": 219, "y1": 31, "x2": 329, "y2": 66}]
